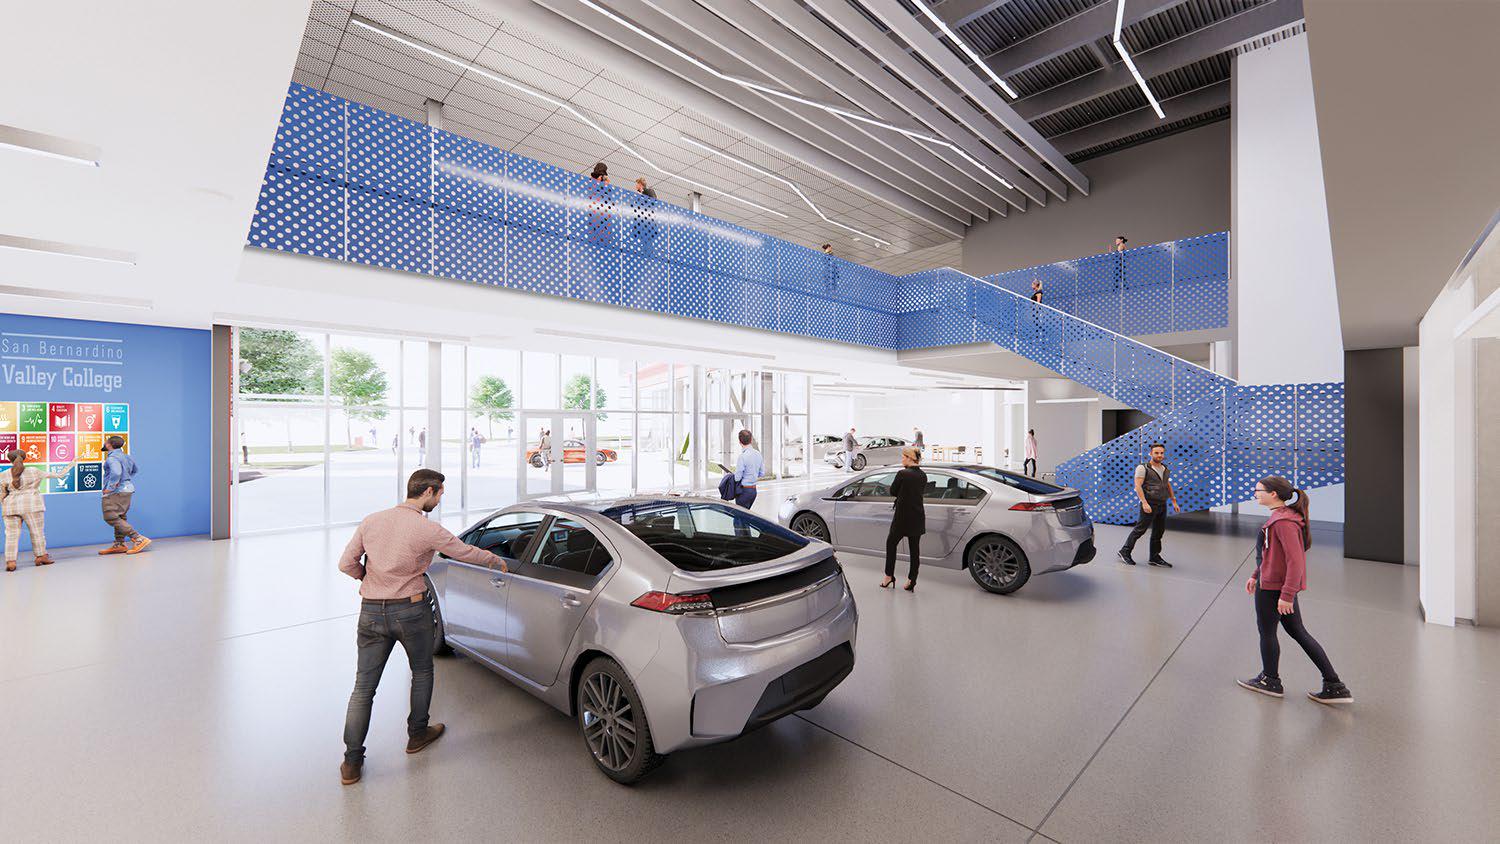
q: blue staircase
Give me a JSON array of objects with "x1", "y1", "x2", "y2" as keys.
[{"x1": 247, "y1": 83, "x2": 1344, "y2": 524}]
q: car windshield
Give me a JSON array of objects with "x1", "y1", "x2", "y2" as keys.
[
  {"x1": 599, "y1": 502, "x2": 808, "y2": 571},
  {"x1": 958, "y1": 466, "x2": 1068, "y2": 494}
]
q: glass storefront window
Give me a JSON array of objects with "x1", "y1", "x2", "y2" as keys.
[
  {"x1": 637, "y1": 361, "x2": 671, "y2": 411},
  {"x1": 598, "y1": 358, "x2": 635, "y2": 413},
  {"x1": 402, "y1": 340, "x2": 428, "y2": 407},
  {"x1": 441, "y1": 344, "x2": 466, "y2": 409},
  {"x1": 561, "y1": 355, "x2": 595, "y2": 413},
  {"x1": 523, "y1": 351, "x2": 558, "y2": 409},
  {"x1": 238, "y1": 328, "x2": 325, "y2": 400},
  {"x1": 236, "y1": 403, "x2": 326, "y2": 532}
]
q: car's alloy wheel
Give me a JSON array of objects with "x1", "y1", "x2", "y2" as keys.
[
  {"x1": 968, "y1": 536, "x2": 1031, "y2": 594},
  {"x1": 530, "y1": 453, "x2": 544, "y2": 468},
  {"x1": 791, "y1": 512, "x2": 829, "y2": 542},
  {"x1": 577, "y1": 658, "x2": 663, "y2": 784},
  {"x1": 595, "y1": 451, "x2": 607, "y2": 466},
  {"x1": 851, "y1": 454, "x2": 866, "y2": 471}
]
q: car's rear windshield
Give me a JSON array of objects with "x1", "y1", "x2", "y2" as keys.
[
  {"x1": 599, "y1": 502, "x2": 808, "y2": 571},
  {"x1": 957, "y1": 466, "x2": 1067, "y2": 494}
]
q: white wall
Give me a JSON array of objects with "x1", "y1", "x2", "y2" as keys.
[
  {"x1": 1025, "y1": 379, "x2": 1103, "y2": 474},
  {"x1": 1232, "y1": 32, "x2": 1346, "y2": 522},
  {"x1": 849, "y1": 390, "x2": 985, "y2": 448},
  {"x1": 1419, "y1": 277, "x2": 1476, "y2": 625}
]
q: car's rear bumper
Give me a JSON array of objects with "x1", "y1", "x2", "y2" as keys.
[
  {"x1": 635, "y1": 580, "x2": 858, "y2": 754},
  {"x1": 1024, "y1": 519, "x2": 1095, "y2": 575}
]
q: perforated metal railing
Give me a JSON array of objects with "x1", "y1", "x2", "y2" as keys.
[
  {"x1": 247, "y1": 83, "x2": 1341, "y2": 522},
  {"x1": 982, "y1": 232, "x2": 1230, "y2": 336}
]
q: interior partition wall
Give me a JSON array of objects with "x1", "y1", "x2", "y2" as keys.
[{"x1": 231, "y1": 327, "x2": 808, "y2": 534}]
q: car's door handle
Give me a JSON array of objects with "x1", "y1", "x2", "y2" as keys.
[
  {"x1": 490, "y1": 577, "x2": 507, "y2": 587},
  {"x1": 560, "y1": 594, "x2": 582, "y2": 608}
]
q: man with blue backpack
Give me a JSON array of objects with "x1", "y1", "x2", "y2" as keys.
[{"x1": 98, "y1": 436, "x2": 150, "y2": 556}]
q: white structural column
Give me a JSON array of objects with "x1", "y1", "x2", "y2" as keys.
[
  {"x1": 428, "y1": 341, "x2": 443, "y2": 478},
  {"x1": 1231, "y1": 31, "x2": 1344, "y2": 521},
  {"x1": 1419, "y1": 277, "x2": 1476, "y2": 626}
]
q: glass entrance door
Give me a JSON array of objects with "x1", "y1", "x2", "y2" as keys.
[
  {"x1": 705, "y1": 412, "x2": 751, "y2": 479},
  {"x1": 518, "y1": 412, "x2": 595, "y2": 500}
]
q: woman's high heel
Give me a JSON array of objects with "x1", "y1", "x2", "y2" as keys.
[
  {"x1": 879, "y1": 576, "x2": 895, "y2": 589},
  {"x1": 903, "y1": 580, "x2": 916, "y2": 592}
]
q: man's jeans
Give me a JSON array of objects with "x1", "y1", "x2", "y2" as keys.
[{"x1": 343, "y1": 596, "x2": 436, "y2": 764}]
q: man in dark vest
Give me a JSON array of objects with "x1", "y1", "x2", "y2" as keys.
[{"x1": 1118, "y1": 442, "x2": 1180, "y2": 567}]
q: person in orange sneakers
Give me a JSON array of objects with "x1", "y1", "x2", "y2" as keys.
[
  {"x1": 98, "y1": 436, "x2": 150, "y2": 556},
  {"x1": 1, "y1": 448, "x2": 71, "y2": 571}
]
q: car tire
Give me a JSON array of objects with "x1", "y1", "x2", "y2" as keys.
[
  {"x1": 966, "y1": 534, "x2": 1031, "y2": 594},
  {"x1": 851, "y1": 454, "x2": 866, "y2": 471},
  {"x1": 424, "y1": 575, "x2": 452, "y2": 656},
  {"x1": 576, "y1": 657, "x2": 664, "y2": 785},
  {"x1": 595, "y1": 451, "x2": 607, "y2": 466},
  {"x1": 790, "y1": 512, "x2": 830, "y2": 542},
  {"x1": 530, "y1": 453, "x2": 544, "y2": 468}
]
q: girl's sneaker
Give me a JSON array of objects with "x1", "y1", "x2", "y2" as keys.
[
  {"x1": 1308, "y1": 681, "x2": 1353, "y2": 705},
  {"x1": 1237, "y1": 673, "x2": 1284, "y2": 698}
]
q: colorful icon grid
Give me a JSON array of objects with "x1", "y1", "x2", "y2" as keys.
[{"x1": 0, "y1": 401, "x2": 128, "y2": 493}]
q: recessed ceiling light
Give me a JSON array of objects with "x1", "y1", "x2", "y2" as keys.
[
  {"x1": 570, "y1": 0, "x2": 1015, "y2": 194},
  {"x1": 1114, "y1": 0, "x2": 1165, "y2": 119},
  {"x1": 910, "y1": 0, "x2": 1019, "y2": 98},
  {"x1": 0, "y1": 125, "x2": 101, "y2": 167},
  {"x1": 680, "y1": 134, "x2": 891, "y2": 247},
  {"x1": 347, "y1": 15, "x2": 787, "y2": 219},
  {"x1": 0, "y1": 234, "x2": 134, "y2": 266}
]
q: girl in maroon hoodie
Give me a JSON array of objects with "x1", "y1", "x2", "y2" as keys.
[{"x1": 1237, "y1": 475, "x2": 1353, "y2": 704}]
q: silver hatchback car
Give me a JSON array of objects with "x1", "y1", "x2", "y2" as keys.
[
  {"x1": 429, "y1": 497, "x2": 858, "y2": 784},
  {"x1": 778, "y1": 465, "x2": 1095, "y2": 594}
]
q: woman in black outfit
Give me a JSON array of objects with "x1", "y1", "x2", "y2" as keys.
[{"x1": 881, "y1": 447, "x2": 926, "y2": 592}]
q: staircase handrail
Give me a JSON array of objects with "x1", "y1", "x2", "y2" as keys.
[{"x1": 933, "y1": 266, "x2": 1238, "y2": 388}]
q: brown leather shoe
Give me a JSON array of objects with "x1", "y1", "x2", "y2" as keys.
[
  {"x1": 405, "y1": 723, "x2": 446, "y2": 754},
  {"x1": 340, "y1": 761, "x2": 362, "y2": 785},
  {"x1": 34, "y1": 555, "x2": 54, "y2": 566},
  {"x1": 98, "y1": 544, "x2": 129, "y2": 556},
  {"x1": 4, "y1": 560, "x2": 14, "y2": 573}
]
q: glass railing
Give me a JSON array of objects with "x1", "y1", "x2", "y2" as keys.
[{"x1": 982, "y1": 232, "x2": 1229, "y2": 335}]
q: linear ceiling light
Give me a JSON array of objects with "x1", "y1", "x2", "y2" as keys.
[
  {"x1": 679, "y1": 134, "x2": 891, "y2": 247},
  {"x1": 347, "y1": 15, "x2": 786, "y2": 220},
  {"x1": 571, "y1": 0, "x2": 1015, "y2": 194},
  {"x1": 0, "y1": 125, "x2": 101, "y2": 167},
  {"x1": 0, "y1": 234, "x2": 135, "y2": 266},
  {"x1": 0, "y1": 283, "x2": 150, "y2": 309},
  {"x1": 911, "y1": 0, "x2": 1019, "y2": 98},
  {"x1": 1113, "y1": 0, "x2": 1165, "y2": 119}
]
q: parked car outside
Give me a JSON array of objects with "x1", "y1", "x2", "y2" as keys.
[
  {"x1": 779, "y1": 464, "x2": 1094, "y2": 594},
  {"x1": 527, "y1": 438, "x2": 618, "y2": 467},
  {"x1": 824, "y1": 436, "x2": 908, "y2": 471},
  {"x1": 429, "y1": 497, "x2": 858, "y2": 783}
]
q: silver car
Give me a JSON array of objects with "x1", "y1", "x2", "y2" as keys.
[
  {"x1": 429, "y1": 497, "x2": 858, "y2": 784},
  {"x1": 778, "y1": 465, "x2": 1095, "y2": 594},
  {"x1": 825, "y1": 435, "x2": 909, "y2": 471}
]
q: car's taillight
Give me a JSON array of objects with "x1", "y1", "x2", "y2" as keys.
[
  {"x1": 631, "y1": 591, "x2": 714, "y2": 614},
  {"x1": 1009, "y1": 501, "x2": 1056, "y2": 512}
]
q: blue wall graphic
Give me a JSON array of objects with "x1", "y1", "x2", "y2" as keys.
[{"x1": 0, "y1": 313, "x2": 210, "y2": 551}]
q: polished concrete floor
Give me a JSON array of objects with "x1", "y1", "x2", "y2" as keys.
[{"x1": 3, "y1": 496, "x2": 1498, "y2": 842}]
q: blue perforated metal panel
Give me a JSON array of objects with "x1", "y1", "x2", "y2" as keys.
[{"x1": 247, "y1": 86, "x2": 1333, "y2": 523}]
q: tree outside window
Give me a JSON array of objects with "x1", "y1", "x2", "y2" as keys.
[
  {"x1": 563, "y1": 374, "x2": 607, "y2": 420},
  {"x1": 238, "y1": 328, "x2": 321, "y2": 397},
  {"x1": 470, "y1": 375, "x2": 514, "y2": 438},
  {"x1": 330, "y1": 347, "x2": 390, "y2": 446}
]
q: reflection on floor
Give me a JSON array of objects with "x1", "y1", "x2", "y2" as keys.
[{"x1": 1, "y1": 504, "x2": 1497, "y2": 841}]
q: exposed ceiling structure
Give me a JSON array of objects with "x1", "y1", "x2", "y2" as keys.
[
  {"x1": 1303, "y1": 0, "x2": 1500, "y2": 350},
  {"x1": 291, "y1": 0, "x2": 1303, "y2": 270}
]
